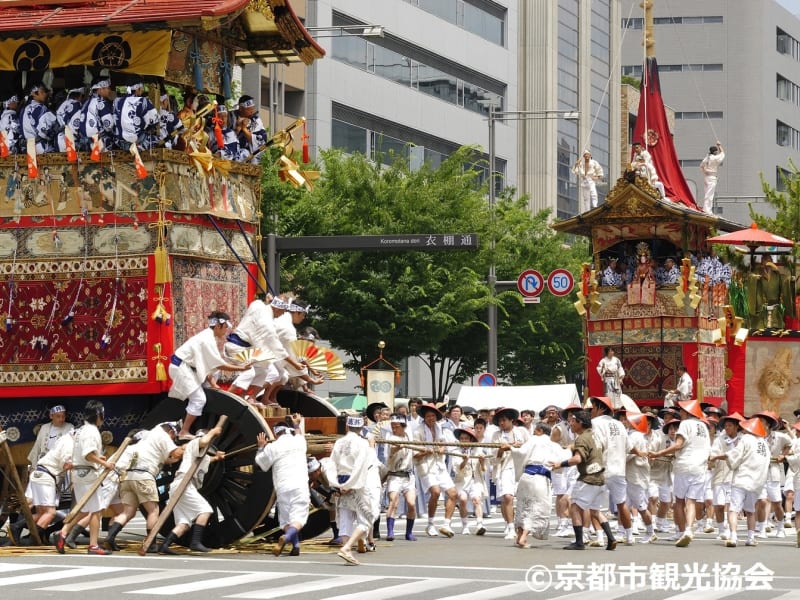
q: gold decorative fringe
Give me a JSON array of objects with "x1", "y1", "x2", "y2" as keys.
[{"x1": 152, "y1": 343, "x2": 168, "y2": 382}]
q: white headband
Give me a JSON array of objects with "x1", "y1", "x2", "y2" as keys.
[
  {"x1": 208, "y1": 317, "x2": 232, "y2": 328},
  {"x1": 346, "y1": 415, "x2": 364, "y2": 428},
  {"x1": 92, "y1": 80, "x2": 111, "y2": 90},
  {"x1": 68, "y1": 88, "x2": 84, "y2": 96},
  {"x1": 238, "y1": 99, "x2": 255, "y2": 109},
  {"x1": 270, "y1": 298, "x2": 290, "y2": 310}
]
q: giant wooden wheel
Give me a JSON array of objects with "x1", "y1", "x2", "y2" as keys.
[{"x1": 142, "y1": 388, "x2": 331, "y2": 548}]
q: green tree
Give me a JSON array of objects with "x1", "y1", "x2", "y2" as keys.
[
  {"x1": 751, "y1": 161, "x2": 800, "y2": 262},
  {"x1": 270, "y1": 146, "x2": 586, "y2": 398}
]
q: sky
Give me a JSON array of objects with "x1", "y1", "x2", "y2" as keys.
[{"x1": 776, "y1": 0, "x2": 800, "y2": 15}]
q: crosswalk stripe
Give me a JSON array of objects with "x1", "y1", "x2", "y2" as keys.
[
  {"x1": 129, "y1": 572, "x2": 290, "y2": 595},
  {"x1": 226, "y1": 575, "x2": 381, "y2": 599},
  {"x1": 446, "y1": 582, "x2": 531, "y2": 599},
  {"x1": 38, "y1": 569, "x2": 208, "y2": 592},
  {"x1": 317, "y1": 577, "x2": 463, "y2": 600},
  {"x1": 0, "y1": 566, "x2": 125, "y2": 586},
  {"x1": 555, "y1": 586, "x2": 670, "y2": 599},
  {"x1": 0, "y1": 563, "x2": 45, "y2": 573}
]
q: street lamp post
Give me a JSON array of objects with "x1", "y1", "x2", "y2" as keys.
[{"x1": 485, "y1": 108, "x2": 579, "y2": 377}]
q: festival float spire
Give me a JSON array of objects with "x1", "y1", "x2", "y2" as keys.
[{"x1": 631, "y1": 0, "x2": 698, "y2": 210}]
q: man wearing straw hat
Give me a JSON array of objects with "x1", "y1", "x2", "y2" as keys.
[
  {"x1": 752, "y1": 410, "x2": 791, "y2": 539},
  {"x1": 414, "y1": 403, "x2": 459, "y2": 538},
  {"x1": 330, "y1": 415, "x2": 380, "y2": 565},
  {"x1": 784, "y1": 420, "x2": 800, "y2": 547},
  {"x1": 709, "y1": 412, "x2": 742, "y2": 540},
  {"x1": 648, "y1": 399, "x2": 711, "y2": 547},
  {"x1": 710, "y1": 416, "x2": 770, "y2": 547}
]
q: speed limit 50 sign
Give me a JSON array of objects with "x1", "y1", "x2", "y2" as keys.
[{"x1": 546, "y1": 269, "x2": 575, "y2": 297}]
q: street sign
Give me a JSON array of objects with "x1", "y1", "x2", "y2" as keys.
[
  {"x1": 547, "y1": 268, "x2": 575, "y2": 297},
  {"x1": 477, "y1": 373, "x2": 497, "y2": 386},
  {"x1": 517, "y1": 269, "x2": 544, "y2": 297},
  {"x1": 523, "y1": 297, "x2": 541, "y2": 304},
  {"x1": 275, "y1": 233, "x2": 479, "y2": 252}
]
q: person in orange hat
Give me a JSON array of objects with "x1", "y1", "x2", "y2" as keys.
[
  {"x1": 752, "y1": 411, "x2": 791, "y2": 539},
  {"x1": 709, "y1": 417, "x2": 770, "y2": 547},
  {"x1": 784, "y1": 421, "x2": 800, "y2": 547},
  {"x1": 621, "y1": 412, "x2": 657, "y2": 544},
  {"x1": 648, "y1": 399, "x2": 711, "y2": 547}
]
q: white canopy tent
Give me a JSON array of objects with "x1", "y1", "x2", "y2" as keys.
[{"x1": 456, "y1": 384, "x2": 581, "y2": 414}]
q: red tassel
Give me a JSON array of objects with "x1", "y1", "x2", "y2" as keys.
[
  {"x1": 64, "y1": 126, "x2": 77, "y2": 163},
  {"x1": 90, "y1": 135, "x2": 103, "y2": 161},
  {"x1": 130, "y1": 143, "x2": 148, "y2": 179},
  {"x1": 26, "y1": 139, "x2": 38, "y2": 179},
  {"x1": 0, "y1": 131, "x2": 8, "y2": 158},
  {"x1": 212, "y1": 107, "x2": 224, "y2": 149},
  {"x1": 302, "y1": 122, "x2": 310, "y2": 163}
]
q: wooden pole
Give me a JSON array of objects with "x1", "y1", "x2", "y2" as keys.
[
  {"x1": 63, "y1": 436, "x2": 133, "y2": 525},
  {"x1": 0, "y1": 428, "x2": 42, "y2": 545},
  {"x1": 138, "y1": 415, "x2": 228, "y2": 556}
]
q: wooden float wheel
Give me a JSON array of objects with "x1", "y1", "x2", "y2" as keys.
[{"x1": 141, "y1": 389, "x2": 274, "y2": 548}]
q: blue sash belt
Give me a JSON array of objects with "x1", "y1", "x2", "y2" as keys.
[
  {"x1": 524, "y1": 464, "x2": 551, "y2": 480},
  {"x1": 337, "y1": 474, "x2": 350, "y2": 485},
  {"x1": 226, "y1": 333, "x2": 251, "y2": 347}
]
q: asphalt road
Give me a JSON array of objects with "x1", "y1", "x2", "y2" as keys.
[{"x1": 2, "y1": 515, "x2": 800, "y2": 600}]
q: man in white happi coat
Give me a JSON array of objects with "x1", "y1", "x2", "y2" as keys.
[
  {"x1": 159, "y1": 426, "x2": 225, "y2": 554},
  {"x1": 699, "y1": 141, "x2": 724, "y2": 214},
  {"x1": 503, "y1": 427, "x2": 565, "y2": 547},
  {"x1": 263, "y1": 297, "x2": 322, "y2": 405},
  {"x1": 709, "y1": 413, "x2": 741, "y2": 540},
  {"x1": 783, "y1": 421, "x2": 800, "y2": 547},
  {"x1": 648, "y1": 399, "x2": 711, "y2": 548},
  {"x1": 384, "y1": 415, "x2": 418, "y2": 541},
  {"x1": 711, "y1": 417, "x2": 770, "y2": 547},
  {"x1": 414, "y1": 403, "x2": 459, "y2": 538},
  {"x1": 0, "y1": 95, "x2": 21, "y2": 154},
  {"x1": 589, "y1": 396, "x2": 635, "y2": 546},
  {"x1": 255, "y1": 415, "x2": 310, "y2": 557},
  {"x1": 21, "y1": 82, "x2": 58, "y2": 153},
  {"x1": 596, "y1": 347, "x2": 624, "y2": 408},
  {"x1": 115, "y1": 81, "x2": 159, "y2": 149},
  {"x1": 491, "y1": 407, "x2": 531, "y2": 540},
  {"x1": 170, "y1": 311, "x2": 251, "y2": 439},
  {"x1": 9, "y1": 427, "x2": 75, "y2": 545},
  {"x1": 225, "y1": 298, "x2": 287, "y2": 404},
  {"x1": 452, "y1": 427, "x2": 488, "y2": 536},
  {"x1": 330, "y1": 415, "x2": 380, "y2": 566},
  {"x1": 666, "y1": 365, "x2": 692, "y2": 407},
  {"x1": 28, "y1": 405, "x2": 74, "y2": 470},
  {"x1": 55, "y1": 400, "x2": 115, "y2": 555},
  {"x1": 551, "y1": 404, "x2": 581, "y2": 538},
  {"x1": 572, "y1": 150, "x2": 604, "y2": 209},
  {"x1": 102, "y1": 422, "x2": 181, "y2": 551}
]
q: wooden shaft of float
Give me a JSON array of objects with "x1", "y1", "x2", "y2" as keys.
[
  {"x1": 138, "y1": 415, "x2": 227, "y2": 556},
  {"x1": 0, "y1": 430, "x2": 42, "y2": 545},
  {"x1": 375, "y1": 438, "x2": 505, "y2": 448}
]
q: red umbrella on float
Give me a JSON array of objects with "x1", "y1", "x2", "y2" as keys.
[{"x1": 706, "y1": 223, "x2": 794, "y2": 269}]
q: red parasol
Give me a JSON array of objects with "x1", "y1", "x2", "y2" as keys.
[{"x1": 706, "y1": 223, "x2": 795, "y2": 248}]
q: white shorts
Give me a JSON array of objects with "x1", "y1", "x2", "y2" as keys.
[
  {"x1": 712, "y1": 483, "x2": 731, "y2": 507},
  {"x1": 265, "y1": 363, "x2": 289, "y2": 386},
  {"x1": 552, "y1": 467, "x2": 577, "y2": 496},
  {"x1": 784, "y1": 470, "x2": 796, "y2": 493},
  {"x1": 420, "y1": 469, "x2": 455, "y2": 493},
  {"x1": 794, "y1": 490, "x2": 800, "y2": 512},
  {"x1": 606, "y1": 475, "x2": 627, "y2": 506},
  {"x1": 172, "y1": 484, "x2": 212, "y2": 526},
  {"x1": 73, "y1": 473, "x2": 112, "y2": 514},
  {"x1": 495, "y1": 467, "x2": 516, "y2": 497},
  {"x1": 29, "y1": 470, "x2": 58, "y2": 507},
  {"x1": 572, "y1": 481, "x2": 606, "y2": 511},
  {"x1": 186, "y1": 385, "x2": 206, "y2": 417},
  {"x1": 627, "y1": 483, "x2": 649, "y2": 511},
  {"x1": 277, "y1": 487, "x2": 310, "y2": 528},
  {"x1": 703, "y1": 472, "x2": 713, "y2": 501},
  {"x1": 455, "y1": 480, "x2": 486, "y2": 502},
  {"x1": 673, "y1": 472, "x2": 706, "y2": 501},
  {"x1": 657, "y1": 484, "x2": 673, "y2": 503},
  {"x1": 386, "y1": 474, "x2": 416, "y2": 496},
  {"x1": 729, "y1": 485, "x2": 759, "y2": 514},
  {"x1": 764, "y1": 480, "x2": 783, "y2": 503}
]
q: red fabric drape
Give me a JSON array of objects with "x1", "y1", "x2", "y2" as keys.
[{"x1": 632, "y1": 57, "x2": 698, "y2": 210}]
